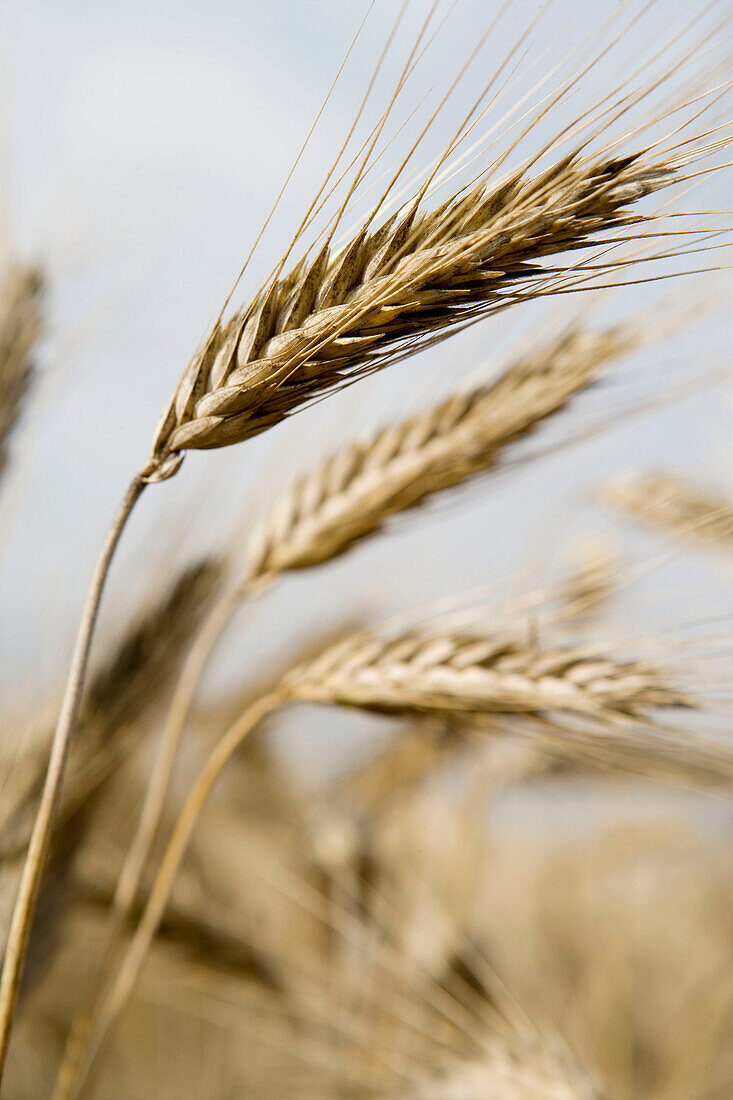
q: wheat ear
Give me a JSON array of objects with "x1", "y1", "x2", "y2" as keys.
[
  {"x1": 606, "y1": 473, "x2": 733, "y2": 552},
  {"x1": 246, "y1": 324, "x2": 635, "y2": 576},
  {"x1": 150, "y1": 153, "x2": 673, "y2": 465},
  {"x1": 0, "y1": 266, "x2": 42, "y2": 487}
]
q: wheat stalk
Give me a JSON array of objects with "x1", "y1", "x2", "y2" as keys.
[
  {"x1": 606, "y1": 472, "x2": 733, "y2": 552},
  {"x1": 0, "y1": 266, "x2": 42, "y2": 487}
]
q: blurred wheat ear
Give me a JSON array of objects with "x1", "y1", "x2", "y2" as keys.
[
  {"x1": 113, "y1": 315, "x2": 641, "y2": 964},
  {"x1": 0, "y1": 266, "x2": 42, "y2": 488},
  {"x1": 606, "y1": 473, "x2": 733, "y2": 553}
]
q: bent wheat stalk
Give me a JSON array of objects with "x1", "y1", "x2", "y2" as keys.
[
  {"x1": 53, "y1": 689, "x2": 286, "y2": 1100},
  {"x1": 0, "y1": 473, "x2": 146, "y2": 1066}
]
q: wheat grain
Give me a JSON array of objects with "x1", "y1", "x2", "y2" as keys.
[{"x1": 0, "y1": 267, "x2": 42, "y2": 486}]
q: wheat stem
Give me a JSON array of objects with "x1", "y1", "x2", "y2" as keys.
[
  {"x1": 55, "y1": 689, "x2": 285, "y2": 1100},
  {"x1": 0, "y1": 473, "x2": 147, "y2": 1075},
  {"x1": 51, "y1": 577, "x2": 271, "y2": 1097}
]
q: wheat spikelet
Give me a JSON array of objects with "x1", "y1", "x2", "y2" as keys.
[
  {"x1": 285, "y1": 627, "x2": 690, "y2": 722},
  {"x1": 0, "y1": 267, "x2": 42, "y2": 485},
  {"x1": 246, "y1": 324, "x2": 633, "y2": 577},
  {"x1": 606, "y1": 473, "x2": 733, "y2": 552},
  {"x1": 150, "y1": 153, "x2": 673, "y2": 473}
]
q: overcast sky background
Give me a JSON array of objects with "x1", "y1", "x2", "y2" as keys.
[{"x1": 0, "y1": 0, "x2": 730, "y2": 776}]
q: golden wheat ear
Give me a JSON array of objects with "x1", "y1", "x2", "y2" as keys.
[
  {"x1": 605, "y1": 472, "x2": 733, "y2": 553},
  {"x1": 0, "y1": 266, "x2": 42, "y2": 488},
  {"x1": 148, "y1": 154, "x2": 676, "y2": 467}
]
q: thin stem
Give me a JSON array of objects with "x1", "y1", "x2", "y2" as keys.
[
  {"x1": 51, "y1": 574, "x2": 272, "y2": 1097},
  {"x1": 58, "y1": 689, "x2": 285, "y2": 1100},
  {"x1": 114, "y1": 585, "x2": 242, "y2": 917},
  {"x1": 0, "y1": 473, "x2": 147, "y2": 1078}
]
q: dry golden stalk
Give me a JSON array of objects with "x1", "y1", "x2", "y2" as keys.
[
  {"x1": 0, "y1": 267, "x2": 42, "y2": 485},
  {"x1": 151, "y1": 154, "x2": 672, "y2": 467},
  {"x1": 606, "y1": 473, "x2": 733, "y2": 553},
  {"x1": 247, "y1": 325, "x2": 633, "y2": 576}
]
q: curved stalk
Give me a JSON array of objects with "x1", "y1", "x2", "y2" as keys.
[
  {"x1": 0, "y1": 473, "x2": 147, "y2": 1075},
  {"x1": 53, "y1": 689, "x2": 285, "y2": 1100},
  {"x1": 51, "y1": 576, "x2": 272, "y2": 1098}
]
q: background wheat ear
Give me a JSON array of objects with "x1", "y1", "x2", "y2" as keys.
[
  {"x1": 605, "y1": 473, "x2": 733, "y2": 553},
  {"x1": 0, "y1": 266, "x2": 42, "y2": 488},
  {"x1": 245, "y1": 322, "x2": 638, "y2": 579}
]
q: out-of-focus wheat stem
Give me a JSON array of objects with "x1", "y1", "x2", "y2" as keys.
[{"x1": 53, "y1": 689, "x2": 285, "y2": 1100}]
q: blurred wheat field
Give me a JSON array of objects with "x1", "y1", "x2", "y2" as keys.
[{"x1": 1, "y1": 1, "x2": 732, "y2": 1097}]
